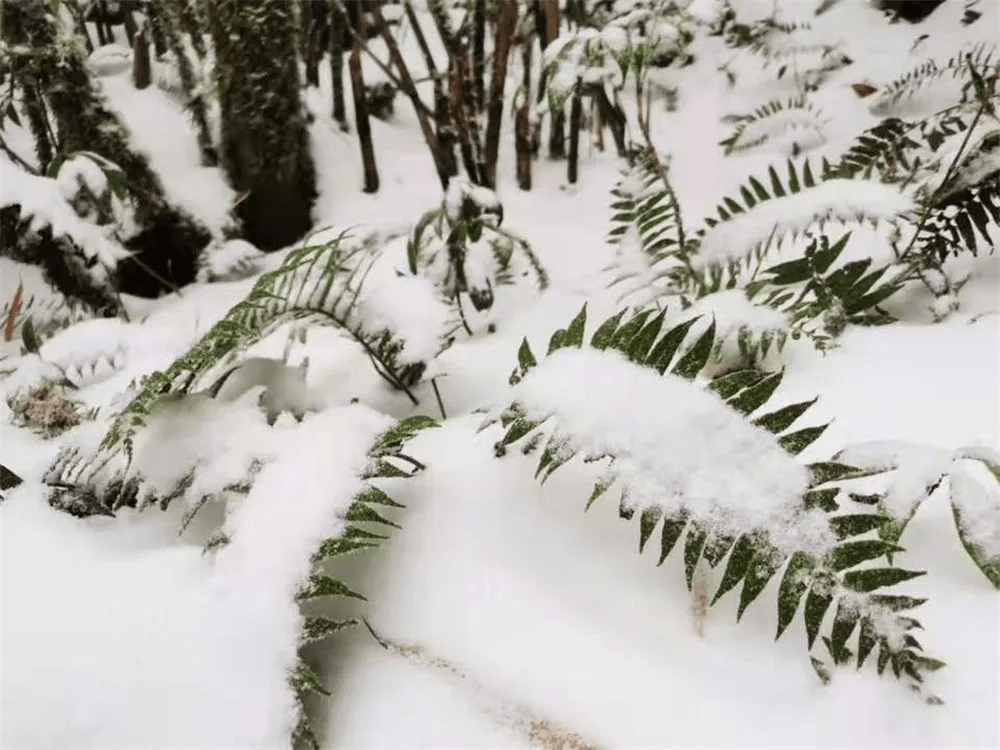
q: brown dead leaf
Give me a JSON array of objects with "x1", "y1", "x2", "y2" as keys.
[
  {"x1": 4, "y1": 283, "x2": 23, "y2": 342},
  {"x1": 852, "y1": 83, "x2": 878, "y2": 98}
]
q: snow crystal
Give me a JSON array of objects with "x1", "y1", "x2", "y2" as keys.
[
  {"x1": 694, "y1": 180, "x2": 914, "y2": 271},
  {"x1": 511, "y1": 347, "x2": 823, "y2": 553}
]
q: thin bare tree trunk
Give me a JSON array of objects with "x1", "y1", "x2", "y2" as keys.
[
  {"x1": 366, "y1": 0, "x2": 449, "y2": 189},
  {"x1": 328, "y1": 0, "x2": 347, "y2": 129},
  {"x1": 516, "y1": 36, "x2": 533, "y2": 190},
  {"x1": 593, "y1": 98, "x2": 604, "y2": 152},
  {"x1": 403, "y1": 0, "x2": 457, "y2": 178},
  {"x1": 471, "y1": 0, "x2": 486, "y2": 112},
  {"x1": 483, "y1": 0, "x2": 518, "y2": 189},
  {"x1": 349, "y1": 12, "x2": 378, "y2": 193},
  {"x1": 350, "y1": 50, "x2": 379, "y2": 192},
  {"x1": 132, "y1": 26, "x2": 151, "y2": 89},
  {"x1": 567, "y1": 78, "x2": 582, "y2": 184},
  {"x1": 450, "y1": 57, "x2": 481, "y2": 184}
]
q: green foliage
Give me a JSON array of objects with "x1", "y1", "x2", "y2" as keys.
[
  {"x1": 870, "y1": 43, "x2": 999, "y2": 116},
  {"x1": 745, "y1": 231, "x2": 902, "y2": 350},
  {"x1": 832, "y1": 443, "x2": 1000, "y2": 590},
  {"x1": 719, "y1": 96, "x2": 826, "y2": 155},
  {"x1": 100, "y1": 229, "x2": 429, "y2": 459},
  {"x1": 289, "y1": 414, "x2": 437, "y2": 750},
  {"x1": 605, "y1": 149, "x2": 697, "y2": 303},
  {"x1": 487, "y1": 305, "x2": 946, "y2": 698}
]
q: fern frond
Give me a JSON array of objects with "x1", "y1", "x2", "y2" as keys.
[
  {"x1": 720, "y1": 96, "x2": 827, "y2": 156},
  {"x1": 99, "y1": 229, "x2": 431, "y2": 458},
  {"x1": 693, "y1": 159, "x2": 914, "y2": 273},
  {"x1": 919, "y1": 173, "x2": 1000, "y2": 261},
  {"x1": 290, "y1": 414, "x2": 437, "y2": 749},
  {"x1": 488, "y1": 305, "x2": 945, "y2": 699},
  {"x1": 870, "y1": 43, "x2": 999, "y2": 116},
  {"x1": 745, "y1": 231, "x2": 903, "y2": 350},
  {"x1": 605, "y1": 150, "x2": 695, "y2": 304}
]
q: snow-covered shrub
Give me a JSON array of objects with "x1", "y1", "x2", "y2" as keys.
[
  {"x1": 485, "y1": 304, "x2": 949, "y2": 699},
  {"x1": 408, "y1": 178, "x2": 548, "y2": 330}
]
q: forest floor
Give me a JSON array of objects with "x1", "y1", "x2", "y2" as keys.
[{"x1": 1, "y1": 0, "x2": 998, "y2": 747}]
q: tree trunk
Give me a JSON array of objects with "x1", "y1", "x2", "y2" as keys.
[
  {"x1": 516, "y1": 39, "x2": 533, "y2": 190},
  {"x1": 161, "y1": 0, "x2": 217, "y2": 165},
  {"x1": 516, "y1": 104, "x2": 532, "y2": 191},
  {"x1": 302, "y1": 0, "x2": 324, "y2": 88},
  {"x1": 567, "y1": 78, "x2": 582, "y2": 184},
  {"x1": 349, "y1": 48, "x2": 379, "y2": 193},
  {"x1": 329, "y1": 0, "x2": 348, "y2": 130},
  {"x1": 471, "y1": 0, "x2": 486, "y2": 112},
  {"x1": 132, "y1": 27, "x2": 151, "y2": 89},
  {"x1": 208, "y1": 0, "x2": 317, "y2": 251},
  {"x1": 545, "y1": 0, "x2": 565, "y2": 160},
  {"x1": 483, "y1": 0, "x2": 518, "y2": 189},
  {"x1": 366, "y1": 0, "x2": 450, "y2": 189},
  {"x1": 449, "y1": 58, "x2": 481, "y2": 185},
  {"x1": 403, "y1": 0, "x2": 457, "y2": 179}
]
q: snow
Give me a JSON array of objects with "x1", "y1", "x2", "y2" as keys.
[
  {"x1": 695, "y1": 178, "x2": 916, "y2": 270},
  {"x1": 949, "y1": 462, "x2": 1000, "y2": 560},
  {"x1": 508, "y1": 346, "x2": 826, "y2": 554},
  {"x1": 0, "y1": 156, "x2": 130, "y2": 269},
  {"x1": 3, "y1": 1, "x2": 1000, "y2": 749}
]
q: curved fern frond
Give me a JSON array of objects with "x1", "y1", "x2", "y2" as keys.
[
  {"x1": 290, "y1": 414, "x2": 437, "y2": 749},
  {"x1": 605, "y1": 150, "x2": 696, "y2": 304},
  {"x1": 720, "y1": 96, "x2": 827, "y2": 155},
  {"x1": 870, "y1": 43, "x2": 999, "y2": 116},
  {"x1": 487, "y1": 305, "x2": 945, "y2": 699},
  {"x1": 99, "y1": 229, "x2": 435, "y2": 457},
  {"x1": 693, "y1": 159, "x2": 914, "y2": 272}
]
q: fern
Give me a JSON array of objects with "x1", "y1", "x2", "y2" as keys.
[
  {"x1": 835, "y1": 442, "x2": 1000, "y2": 590},
  {"x1": 720, "y1": 96, "x2": 827, "y2": 155},
  {"x1": 918, "y1": 174, "x2": 1000, "y2": 262},
  {"x1": 745, "y1": 231, "x2": 903, "y2": 350},
  {"x1": 408, "y1": 179, "x2": 548, "y2": 323},
  {"x1": 487, "y1": 305, "x2": 946, "y2": 699},
  {"x1": 605, "y1": 150, "x2": 696, "y2": 304},
  {"x1": 870, "y1": 43, "x2": 999, "y2": 116},
  {"x1": 693, "y1": 158, "x2": 913, "y2": 276},
  {"x1": 288, "y1": 414, "x2": 437, "y2": 749},
  {"x1": 97, "y1": 229, "x2": 434, "y2": 460}
]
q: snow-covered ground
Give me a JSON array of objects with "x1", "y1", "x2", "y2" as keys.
[{"x1": 2, "y1": 0, "x2": 998, "y2": 747}]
